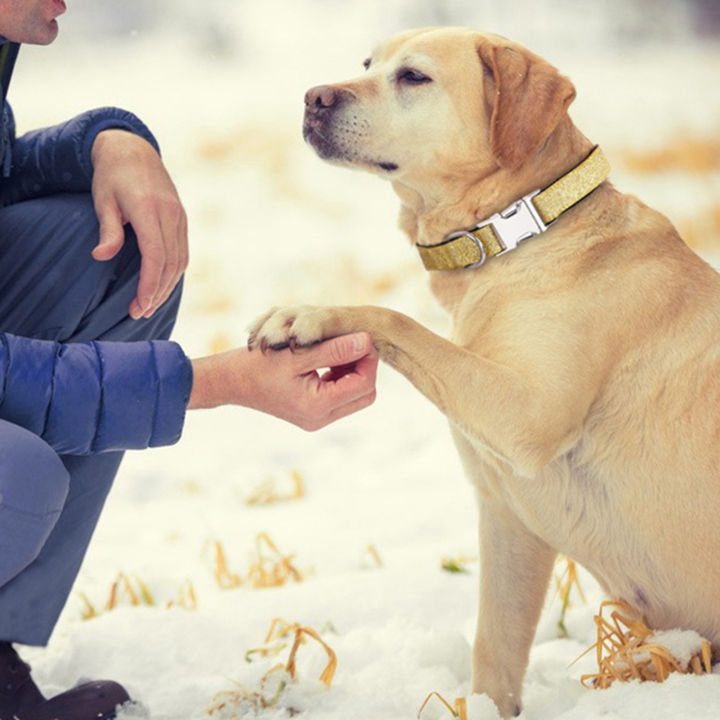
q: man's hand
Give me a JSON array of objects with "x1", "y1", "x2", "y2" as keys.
[
  {"x1": 188, "y1": 332, "x2": 379, "y2": 430},
  {"x1": 90, "y1": 129, "x2": 189, "y2": 320}
]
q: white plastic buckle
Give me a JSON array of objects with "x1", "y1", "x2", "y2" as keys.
[{"x1": 444, "y1": 190, "x2": 549, "y2": 268}]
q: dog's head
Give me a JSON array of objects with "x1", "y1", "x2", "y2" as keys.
[{"x1": 303, "y1": 27, "x2": 576, "y2": 186}]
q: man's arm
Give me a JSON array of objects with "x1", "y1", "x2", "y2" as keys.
[
  {"x1": 0, "y1": 104, "x2": 159, "y2": 203},
  {"x1": 0, "y1": 333, "x2": 191, "y2": 454},
  {"x1": 189, "y1": 332, "x2": 379, "y2": 430},
  {"x1": 0, "y1": 332, "x2": 378, "y2": 455},
  {"x1": 90, "y1": 129, "x2": 188, "y2": 321},
  {"x1": 0, "y1": 105, "x2": 187, "y2": 320}
]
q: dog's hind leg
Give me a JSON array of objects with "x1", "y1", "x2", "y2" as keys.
[{"x1": 472, "y1": 498, "x2": 556, "y2": 718}]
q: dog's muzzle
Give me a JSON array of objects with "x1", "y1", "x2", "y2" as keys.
[{"x1": 303, "y1": 85, "x2": 353, "y2": 156}]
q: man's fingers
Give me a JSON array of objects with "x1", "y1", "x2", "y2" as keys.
[
  {"x1": 91, "y1": 203, "x2": 125, "y2": 261},
  {"x1": 145, "y1": 210, "x2": 182, "y2": 317},
  {"x1": 306, "y1": 389, "x2": 377, "y2": 431},
  {"x1": 129, "y1": 298, "x2": 145, "y2": 319},
  {"x1": 352, "y1": 348, "x2": 379, "y2": 382},
  {"x1": 131, "y1": 215, "x2": 166, "y2": 319},
  {"x1": 142, "y1": 201, "x2": 188, "y2": 318},
  {"x1": 296, "y1": 332, "x2": 375, "y2": 373},
  {"x1": 90, "y1": 131, "x2": 190, "y2": 320},
  {"x1": 320, "y1": 347, "x2": 379, "y2": 387},
  {"x1": 294, "y1": 333, "x2": 378, "y2": 419},
  {"x1": 321, "y1": 362, "x2": 359, "y2": 382},
  {"x1": 309, "y1": 347, "x2": 378, "y2": 414}
]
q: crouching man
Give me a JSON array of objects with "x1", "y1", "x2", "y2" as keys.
[{"x1": 0, "y1": 3, "x2": 378, "y2": 718}]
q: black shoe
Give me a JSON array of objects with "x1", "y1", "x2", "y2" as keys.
[{"x1": 0, "y1": 642, "x2": 131, "y2": 720}]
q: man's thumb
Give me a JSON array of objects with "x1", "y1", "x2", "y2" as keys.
[
  {"x1": 92, "y1": 212, "x2": 125, "y2": 261},
  {"x1": 301, "y1": 332, "x2": 373, "y2": 370}
]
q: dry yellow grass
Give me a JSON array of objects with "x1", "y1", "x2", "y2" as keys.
[
  {"x1": 212, "y1": 540, "x2": 243, "y2": 590},
  {"x1": 418, "y1": 692, "x2": 468, "y2": 720},
  {"x1": 579, "y1": 600, "x2": 715, "y2": 689},
  {"x1": 244, "y1": 470, "x2": 306, "y2": 506},
  {"x1": 246, "y1": 533, "x2": 304, "y2": 589},
  {"x1": 205, "y1": 670, "x2": 288, "y2": 716},
  {"x1": 244, "y1": 618, "x2": 298, "y2": 663},
  {"x1": 211, "y1": 533, "x2": 305, "y2": 591},
  {"x1": 165, "y1": 579, "x2": 198, "y2": 611},
  {"x1": 553, "y1": 556, "x2": 587, "y2": 638},
  {"x1": 206, "y1": 618, "x2": 337, "y2": 717},
  {"x1": 79, "y1": 573, "x2": 197, "y2": 620},
  {"x1": 614, "y1": 133, "x2": 720, "y2": 250},
  {"x1": 618, "y1": 134, "x2": 720, "y2": 175},
  {"x1": 195, "y1": 122, "x2": 346, "y2": 218},
  {"x1": 361, "y1": 543, "x2": 384, "y2": 569},
  {"x1": 292, "y1": 255, "x2": 412, "y2": 306},
  {"x1": 440, "y1": 555, "x2": 476, "y2": 574}
]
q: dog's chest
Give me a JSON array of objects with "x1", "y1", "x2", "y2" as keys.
[
  {"x1": 459, "y1": 434, "x2": 615, "y2": 553},
  {"x1": 452, "y1": 426, "x2": 655, "y2": 596}
]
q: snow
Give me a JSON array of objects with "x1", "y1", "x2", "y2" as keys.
[
  {"x1": 7, "y1": 1, "x2": 720, "y2": 719},
  {"x1": 647, "y1": 630, "x2": 706, "y2": 670}
]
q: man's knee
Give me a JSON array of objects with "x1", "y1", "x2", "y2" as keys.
[
  {"x1": 0, "y1": 422, "x2": 70, "y2": 585},
  {"x1": 0, "y1": 192, "x2": 183, "y2": 342},
  {"x1": 0, "y1": 193, "x2": 136, "y2": 340},
  {"x1": 147, "y1": 274, "x2": 184, "y2": 339},
  {"x1": 89, "y1": 269, "x2": 184, "y2": 343}
]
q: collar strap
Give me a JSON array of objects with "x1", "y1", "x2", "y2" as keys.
[{"x1": 416, "y1": 146, "x2": 610, "y2": 272}]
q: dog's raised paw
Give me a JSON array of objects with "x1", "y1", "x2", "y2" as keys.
[{"x1": 248, "y1": 305, "x2": 332, "y2": 352}]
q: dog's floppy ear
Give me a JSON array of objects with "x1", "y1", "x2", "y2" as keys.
[{"x1": 478, "y1": 42, "x2": 576, "y2": 171}]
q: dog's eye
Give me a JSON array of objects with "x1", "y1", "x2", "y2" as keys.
[
  {"x1": 363, "y1": 58, "x2": 371, "y2": 70},
  {"x1": 396, "y1": 67, "x2": 432, "y2": 85}
]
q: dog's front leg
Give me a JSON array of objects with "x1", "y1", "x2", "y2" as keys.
[
  {"x1": 473, "y1": 498, "x2": 556, "y2": 718},
  {"x1": 249, "y1": 305, "x2": 588, "y2": 478}
]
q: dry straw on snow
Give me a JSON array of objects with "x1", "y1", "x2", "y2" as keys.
[
  {"x1": 244, "y1": 470, "x2": 306, "y2": 506},
  {"x1": 206, "y1": 618, "x2": 337, "y2": 716},
  {"x1": 440, "y1": 555, "x2": 476, "y2": 574},
  {"x1": 418, "y1": 692, "x2": 468, "y2": 720},
  {"x1": 580, "y1": 601, "x2": 715, "y2": 688},
  {"x1": 212, "y1": 532, "x2": 305, "y2": 590},
  {"x1": 79, "y1": 573, "x2": 197, "y2": 620},
  {"x1": 551, "y1": 562, "x2": 714, "y2": 687},
  {"x1": 617, "y1": 132, "x2": 720, "y2": 251},
  {"x1": 212, "y1": 541, "x2": 242, "y2": 590},
  {"x1": 619, "y1": 133, "x2": 720, "y2": 174},
  {"x1": 553, "y1": 556, "x2": 586, "y2": 638},
  {"x1": 360, "y1": 543, "x2": 384, "y2": 569}
]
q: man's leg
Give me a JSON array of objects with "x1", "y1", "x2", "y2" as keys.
[
  {"x1": 0, "y1": 422, "x2": 70, "y2": 588},
  {"x1": 0, "y1": 193, "x2": 183, "y2": 645},
  {"x1": 0, "y1": 193, "x2": 181, "y2": 345}
]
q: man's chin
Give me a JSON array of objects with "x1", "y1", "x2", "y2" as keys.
[
  {"x1": 39, "y1": 20, "x2": 61, "y2": 44},
  {"x1": 18, "y1": 19, "x2": 60, "y2": 45}
]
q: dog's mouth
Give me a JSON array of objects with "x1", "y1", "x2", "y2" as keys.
[
  {"x1": 302, "y1": 121, "x2": 336, "y2": 159},
  {"x1": 303, "y1": 115, "x2": 399, "y2": 173}
]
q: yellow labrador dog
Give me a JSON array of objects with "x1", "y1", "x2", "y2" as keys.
[{"x1": 249, "y1": 27, "x2": 720, "y2": 717}]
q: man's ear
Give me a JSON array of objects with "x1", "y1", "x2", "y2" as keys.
[{"x1": 478, "y1": 42, "x2": 576, "y2": 171}]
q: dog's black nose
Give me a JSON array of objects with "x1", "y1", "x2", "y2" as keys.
[{"x1": 304, "y1": 85, "x2": 345, "y2": 112}]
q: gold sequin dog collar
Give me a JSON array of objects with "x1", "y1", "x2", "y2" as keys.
[{"x1": 416, "y1": 146, "x2": 610, "y2": 272}]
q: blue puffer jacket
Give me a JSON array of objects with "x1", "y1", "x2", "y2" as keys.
[{"x1": 0, "y1": 40, "x2": 192, "y2": 455}]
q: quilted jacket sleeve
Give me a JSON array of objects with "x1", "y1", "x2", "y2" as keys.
[
  {"x1": 0, "y1": 333, "x2": 192, "y2": 455},
  {"x1": 0, "y1": 103, "x2": 160, "y2": 207}
]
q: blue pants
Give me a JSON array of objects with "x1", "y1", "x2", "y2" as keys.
[{"x1": 0, "y1": 193, "x2": 182, "y2": 645}]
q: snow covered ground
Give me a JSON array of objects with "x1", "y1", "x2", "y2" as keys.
[{"x1": 8, "y1": 1, "x2": 720, "y2": 718}]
